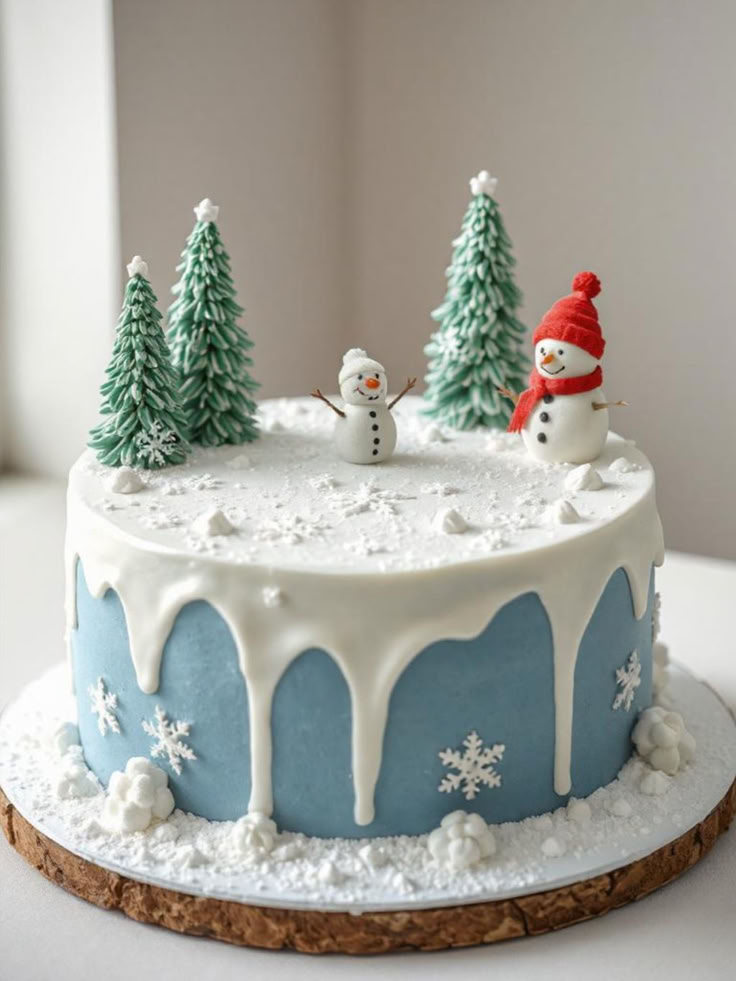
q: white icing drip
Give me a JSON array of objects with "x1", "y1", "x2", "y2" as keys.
[{"x1": 65, "y1": 404, "x2": 664, "y2": 825}]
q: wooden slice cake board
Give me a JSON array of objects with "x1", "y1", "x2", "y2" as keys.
[{"x1": 2, "y1": 780, "x2": 734, "y2": 955}]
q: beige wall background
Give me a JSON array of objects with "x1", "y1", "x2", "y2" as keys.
[{"x1": 1, "y1": 0, "x2": 733, "y2": 558}]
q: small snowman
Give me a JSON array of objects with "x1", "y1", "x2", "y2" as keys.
[
  {"x1": 501, "y1": 272, "x2": 626, "y2": 464},
  {"x1": 311, "y1": 349, "x2": 416, "y2": 464}
]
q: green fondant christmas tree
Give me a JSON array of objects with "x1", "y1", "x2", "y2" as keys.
[
  {"x1": 168, "y1": 198, "x2": 259, "y2": 446},
  {"x1": 89, "y1": 256, "x2": 190, "y2": 469},
  {"x1": 424, "y1": 171, "x2": 530, "y2": 430}
]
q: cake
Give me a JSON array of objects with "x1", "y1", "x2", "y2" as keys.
[
  {"x1": 66, "y1": 396, "x2": 663, "y2": 838},
  {"x1": 4, "y1": 183, "x2": 731, "y2": 953}
]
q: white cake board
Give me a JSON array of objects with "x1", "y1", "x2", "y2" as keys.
[{"x1": 1, "y1": 664, "x2": 734, "y2": 953}]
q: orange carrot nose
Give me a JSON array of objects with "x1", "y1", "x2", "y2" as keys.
[
  {"x1": 364, "y1": 377, "x2": 380, "y2": 389},
  {"x1": 542, "y1": 353, "x2": 556, "y2": 365}
]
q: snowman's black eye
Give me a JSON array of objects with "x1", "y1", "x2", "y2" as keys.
[
  {"x1": 558, "y1": 349, "x2": 564, "y2": 355},
  {"x1": 540, "y1": 348, "x2": 546, "y2": 355},
  {"x1": 358, "y1": 374, "x2": 363, "y2": 380},
  {"x1": 375, "y1": 373, "x2": 379, "y2": 378}
]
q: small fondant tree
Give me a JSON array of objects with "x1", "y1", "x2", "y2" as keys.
[
  {"x1": 89, "y1": 257, "x2": 190, "y2": 468},
  {"x1": 424, "y1": 171, "x2": 530, "y2": 430},
  {"x1": 168, "y1": 198, "x2": 259, "y2": 446}
]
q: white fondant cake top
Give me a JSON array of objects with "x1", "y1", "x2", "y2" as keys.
[{"x1": 70, "y1": 397, "x2": 655, "y2": 576}]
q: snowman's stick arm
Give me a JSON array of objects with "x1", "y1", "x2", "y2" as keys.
[
  {"x1": 388, "y1": 377, "x2": 417, "y2": 411},
  {"x1": 311, "y1": 389, "x2": 345, "y2": 418},
  {"x1": 497, "y1": 386, "x2": 520, "y2": 407},
  {"x1": 593, "y1": 400, "x2": 628, "y2": 411}
]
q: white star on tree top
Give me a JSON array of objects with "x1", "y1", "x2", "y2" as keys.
[
  {"x1": 469, "y1": 170, "x2": 498, "y2": 198},
  {"x1": 126, "y1": 255, "x2": 149, "y2": 278},
  {"x1": 194, "y1": 197, "x2": 220, "y2": 223}
]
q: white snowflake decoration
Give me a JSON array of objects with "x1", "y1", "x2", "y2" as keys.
[
  {"x1": 255, "y1": 513, "x2": 329, "y2": 545},
  {"x1": 438, "y1": 730, "x2": 505, "y2": 801},
  {"x1": 135, "y1": 422, "x2": 178, "y2": 467},
  {"x1": 308, "y1": 473, "x2": 338, "y2": 492},
  {"x1": 612, "y1": 650, "x2": 641, "y2": 711},
  {"x1": 142, "y1": 706, "x2": 196, "y2": 775},
  {"x1": 87, "y1": 677, "x2": 120, "y2": 736},
  {"x1": 328, "y1": 482, "x2": 413, "y2": 518},
  {"x1": 433, "y1": 326, "x2": 468, "y2": 363}
]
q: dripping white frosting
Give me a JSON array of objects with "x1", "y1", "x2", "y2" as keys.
[{"x1": 65, "y1": 398, "x2": 664, "y2": 822}]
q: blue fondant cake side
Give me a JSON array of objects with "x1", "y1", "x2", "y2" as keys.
[
  {"x1": 71, "y1": 561, "x2": 654, "y2": 837},
  {"x1": 72, "y1": 562, "x2": 251, "y2": 820}
]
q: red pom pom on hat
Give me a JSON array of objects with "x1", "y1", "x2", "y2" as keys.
[
  {"x1": 532, "y1": 271, "x2": 605, "y2": 360},
  {"x1": 572, "y1": 271, "x2": 601, "y2": 299}
]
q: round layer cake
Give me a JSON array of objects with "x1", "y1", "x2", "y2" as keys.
[{"x1": 66, "y1": 397, "x2": 663, "y2": 838}]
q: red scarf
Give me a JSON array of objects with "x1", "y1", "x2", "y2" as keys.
[{"x1": 507, "y1": 366, "x2": 602, "y2": 433}]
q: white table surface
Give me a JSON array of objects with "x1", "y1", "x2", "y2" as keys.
[{"x1": 1, "y1": 478, "x2": 734, "y2": 980}]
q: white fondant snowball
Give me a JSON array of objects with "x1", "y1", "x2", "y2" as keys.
[
  {"x1": 231, "y1": 812, "x2": 278, "y2": 855},
  {"x1": 191, "y1": 508, "x2": 235, "y2": 537},
  {"x1": 194, "y1": 197, "x2": 219, "y2": 223},
  {"x1": 546, "y1": 499, "x2": 580, "y2": 525},
  {"x1": 632, "y1": 706, "x2": 695, "y2": 775},
  {"x1": 433, "y1": 508, "x2": 468, "y2": 535},
  {"x1": 50, "y1": 721, "x2": 81, "y2": 757},
  {"x1": 49, "y1": 724, "x2": 99, "y2": 799},
  {"x1": 469, "y1": 170, "x2": 498, "y2": 197},
  {"x1": 564, "y1": 464, "x2": 603, "y2": 493},
  {"x1": 317, "y1": 860, "x2": 344, "y2": 885},
  {"x1": 419, "y1": 424, "x2": 450, "y2": 445},
  {"x1": 106, "y1": 466, "x2": 145, "y2": 494},
  {"x1": 101, "y1": 757, "x2": 174, "y2": 833},
  {"x1": 55, "y1": 744, "x2": 99, "y2": 799},
  {"x1": 126, "y1": 255, "x2": 148, "y2": 279},
  {"x1": 358, "y1": 843, "x2": 390, "y2": 869},
  {"x1": 639, "y1": 769, "x2": 671, "y2": 796},
  {"x1": 566, "y1": 798, "x2": 592, "y2": 824},
  {"x1": 541, "y1": 836, "x2": 565, "y2": 858},
  {"x1": 428, "y1": 810, "x2": 497, "y2": 869},
  {"x1": 608, "y1": 797, "x2": 633, "y2": 817}
]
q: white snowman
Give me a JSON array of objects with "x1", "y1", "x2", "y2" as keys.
[
  {"x1": 503, "y1": 272, "x2": 626, "y2": 464},
  {"x1": 311, "y1": 349, "x2": 416, "y2": 464}
]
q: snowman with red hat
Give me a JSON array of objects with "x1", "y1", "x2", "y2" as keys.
[
  {"x1": 500, "y1": 272, "x2": 626, "y2": 464},
  {"x1": 311, "y1": 348, "x2": 416, "y2": 463}
]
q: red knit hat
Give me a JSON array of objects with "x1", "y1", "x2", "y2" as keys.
[{"x1": 532, "y1": 271, "x2": 605, "y2": 360}]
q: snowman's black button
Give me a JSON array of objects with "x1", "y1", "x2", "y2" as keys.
[
  {"x1": 543, "y1": 394, "x2": 554, "y2": 404},
  {"x1": 374, "y1": 438, "x2": 380, "y2": 445},
  {"x1": 540, "y1": 411, "x2": 550, "y2": 422},
  {"x1": 369, "y1": 411, "x2": 377, "y2": 417},
  {"x1": 372, "y1": 424, "x2": 379, "y2": 431},
  {"x1": 537, "y1": 433, "x2": 547, "y2": 443},
  {"x1": 372, "y1": 449, "x2": 378, "y2": 455}
]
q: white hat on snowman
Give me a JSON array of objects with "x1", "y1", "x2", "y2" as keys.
[{"x1": 338, "y1": 348, "x2": 386, "y2": 385}]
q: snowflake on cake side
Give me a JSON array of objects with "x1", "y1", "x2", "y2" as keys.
[
  {"x1": 438, "y1": 730, "x2": 505, "y2": 801},
  {"x1": 612, "y1": 651, "x2": 641, "y2": 711},
  {"x1": 142, "y1": 706, "x2": 196, "y2": 775},
  {"x1": 88, "y1": 677, "x2": 120, "y2": 736}
]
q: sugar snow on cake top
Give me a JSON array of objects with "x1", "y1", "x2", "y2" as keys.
[{"x1": 69, "y1": 397, "x2": 654, "y2": 575}]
